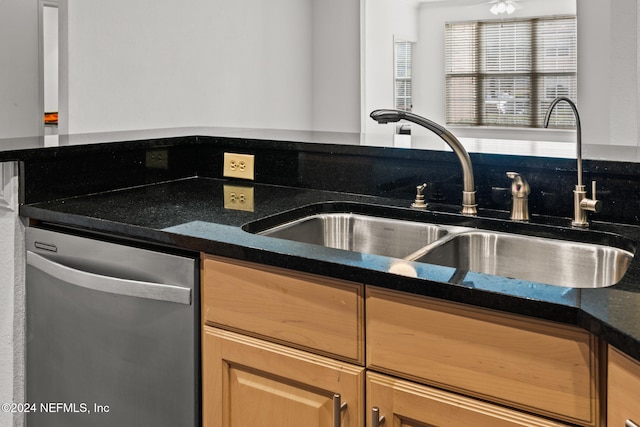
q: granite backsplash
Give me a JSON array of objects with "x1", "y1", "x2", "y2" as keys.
[{"x1": 20, "y1": 135, "x2": 640, "y2": 225}]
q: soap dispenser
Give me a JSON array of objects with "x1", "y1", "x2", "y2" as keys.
[{"x1": 506, "y1": 172, "x2": 530, "y2": 221}]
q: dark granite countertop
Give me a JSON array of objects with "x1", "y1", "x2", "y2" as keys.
[
  {"x1": 1, "y1": 126, "x2": 639, "y2": 162},
  {"x1": 20, "y1": 176, "x2": 640, "y2": 361}
]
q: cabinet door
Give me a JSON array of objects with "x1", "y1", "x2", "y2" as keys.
[
  {"x1": 203, "y1": 326, "x2": 364, "y2": 427},
  {"x1": 367, "y1": 372, "x2": 570, "y2": 427},
  {"x1": 608, "y1": 346, "x2": 640, "y2": 427}
]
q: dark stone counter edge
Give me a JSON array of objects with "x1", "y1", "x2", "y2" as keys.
[
  {"x1": 0, "y1": 133, "x2": 629, "y2": 171},
  {"x1": 20, "y1": 202, "x2": 640, "y2": 363}
]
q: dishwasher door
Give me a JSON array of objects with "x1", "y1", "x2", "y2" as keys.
[{"x1": 25, "y1": 227, "x2": 199, "y2": 427}]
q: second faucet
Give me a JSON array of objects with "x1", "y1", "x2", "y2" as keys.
[{"x1": 544, "y1": 97, "x2": 602, "y2": 227}]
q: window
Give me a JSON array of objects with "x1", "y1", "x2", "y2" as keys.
[
  {"x1": 445, "y1": 16, "x2": 576, "y2": 128},
  {"x1": 394, "y1": 40, "x2": 414, "y2": 112}
]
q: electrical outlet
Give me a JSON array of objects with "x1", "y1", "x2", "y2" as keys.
[
  {"x1": 223, "y1": 185, "x2": 254, "y2": 212},
  {"x1": 223, "y1": 153, "x2": 255, "y2": 180},
  {"x1": 146, "y1": 149, "x2": 169, "y2": 169}
]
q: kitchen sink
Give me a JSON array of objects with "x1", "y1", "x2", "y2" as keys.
[
  {"x1": 405, "y1": 230, "x2": 633, "y2": 288},
  {"x1": 244, "y1": 204, "x2": 635, "y2": 288},
  {"x1": 255, "y1": 212, "x2": 447, "y2": 259}
]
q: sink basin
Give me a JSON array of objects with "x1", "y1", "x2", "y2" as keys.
[
  {"x1": 256, "y1": 213, "x2": 447, "y2": 259},
  {"x1": 406, "y1": 230, "x2": 633, "y2": 288},
  {"x1": 245, "y1": 204, "x2": 635, "y2": 288}
]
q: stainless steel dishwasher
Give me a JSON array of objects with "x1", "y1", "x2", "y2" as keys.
[{"x1": 25, "y1": 227, "x2": 199, "y2": 427}]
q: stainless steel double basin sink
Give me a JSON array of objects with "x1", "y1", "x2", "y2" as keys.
[{"x1": 243, "y1": 205, "x2": 635, "y2": 289}]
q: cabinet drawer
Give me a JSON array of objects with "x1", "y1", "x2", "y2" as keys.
[
  {"x1": 367, "y1": 372, "x2": 571, "y2": 427},
  {"x1": 366, "y1": 287, "x2": 601, "y2": 426},
  {"x1": 202, "y1": 255, "x2": 364, "y2": 363},
  {"x1": 608, "y1": 346, "x2": 640, "y2": 427}
]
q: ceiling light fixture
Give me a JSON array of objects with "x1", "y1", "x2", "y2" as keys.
[{"x1": 490, "y1": 0, "x2": 516, "y2": 16}]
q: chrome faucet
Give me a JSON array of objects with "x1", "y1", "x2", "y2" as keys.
[
  {"x1": 370, "y1": 109, "x2": 477, "y2": 216},
  {"x1": 506, "y1": 172, "x2": 530, "y2": 221},
  {"x1": 543, "y1": 97, "x2": 601, "y2": 227}
]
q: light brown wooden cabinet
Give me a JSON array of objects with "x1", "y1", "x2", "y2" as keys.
[
  {"x1": 608, "y1": 346, "x2": 640, "y2": 427},
  {"x1": 202, "y1": 255, "x2": 604, "y2": 427},
  {"x1": 201, "y1": 255, "x2": 365, "y2": 427},
  {"x1": 202, "y1": 326, "x2": 364, "y2": 427}
]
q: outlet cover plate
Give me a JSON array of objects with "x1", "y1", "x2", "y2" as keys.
[
  {"x1": 145, "y1": 149, "x2": 169, "y2": 169},
  {"x1": 223, "y1": 152, "x2": 255, "y2": 180}
]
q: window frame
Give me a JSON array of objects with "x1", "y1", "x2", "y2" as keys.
[
  {"x1": 444, "y1": 15, "x2": 577, "y2": 130},
  {"x1": 394, "y1": 38, "x2": 414, "y2": 112}
]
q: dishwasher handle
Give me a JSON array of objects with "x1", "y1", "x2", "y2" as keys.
[{"x1": 27, "y1": 251, "x2": 192, "y2": 305}]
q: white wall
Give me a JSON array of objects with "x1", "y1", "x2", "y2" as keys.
[
  {"x1": 0, "y1": 0, "x2": 42, "y2": 138},
  {"x1": 60, "y1": 0, "x2": 360, "y2": 134},
  {"x1": 53, "y1": 0, "x2": 640, "y2": 147},
  {"x1": 579, "y1": 0, "x2": 638, "y2": 147},
  {"x1": 363, "y1": 0, "x2": 418, "y2": 135},
  {"x1": 312, "y1": 0, "x2": 361, "y2": 132},
  {"x1": 0, "y1": 0, "x2": 38, "y2": 425}
]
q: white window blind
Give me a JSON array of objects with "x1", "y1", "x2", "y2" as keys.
[
  {"x1": 445, "y1": 16, "x2": 576, "y2": 128},
  {"x1": 395, "y1": 41, "x2": 414, "y2": 111}
]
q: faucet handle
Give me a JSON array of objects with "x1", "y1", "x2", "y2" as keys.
[
  {"x1": 506, "y1": 172, "x2": 530, "y2": 198},
  {"x1": 580, "y1": 181, "x2": 602, "y2": 213},
  {"x1": 506, "y1": 171, "x2": 519, "y2": 179}
]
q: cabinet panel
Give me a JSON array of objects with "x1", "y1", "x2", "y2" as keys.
[
  {"x1": 367, "y1": 372, "x2": 570, "y2": 427},
  {"x1": 366, "y1": 287, "x2": 600, "y2": 426},
  {"x1": 203, "y1": 326, "x2": 364, "y2": 427},
  {"x1": 202, "y1": 255, "x2": 364, "y2": 363},
  {"x1": 608, "y1": 346, "x2": 640, "y2": 427},
  {"x1": 229, "y1": 368, "x2": 331, "y2": 426}
]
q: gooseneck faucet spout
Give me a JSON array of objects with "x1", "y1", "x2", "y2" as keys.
[
  {"x1": 370, "y1": 109, "x2": 477, "y2": 216},
  {"x1": 544, "y1": 97, "x2": 601, "y2": 227},
  {"x1": 544, "y1": 97, "x2": 584, "y2": 187}
]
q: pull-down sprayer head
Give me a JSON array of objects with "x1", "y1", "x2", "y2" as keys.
[{"x1": 370, "y1": 109, "x2": 447, "y2": 136}]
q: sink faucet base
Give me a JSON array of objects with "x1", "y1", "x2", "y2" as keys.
[
  {"x1": 506, "y1": 172, "x2": 530, "y2": 221},
  {"x1": 462, "y1": 191, "x2": 478, "y2": 216},
  {"x1": 572, "y1": 186, "x2": 589, "y2": 228},
  {"x1": 572, "y1": 183, "x2": 602, "y2": 228}
]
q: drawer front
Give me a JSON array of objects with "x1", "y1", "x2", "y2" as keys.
[
  {"x1": 202, "y1": 255, "x2": 364, "y2": 363},
  {"x1": 608, "y1": 346, "x2": 640, "y2": 427},
  {"x1": 367, "y1": 372, "x2": 572, "y2": 427},
  {"x1": 366, "y1": 287, "x2": 600, "y2": 426}
]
